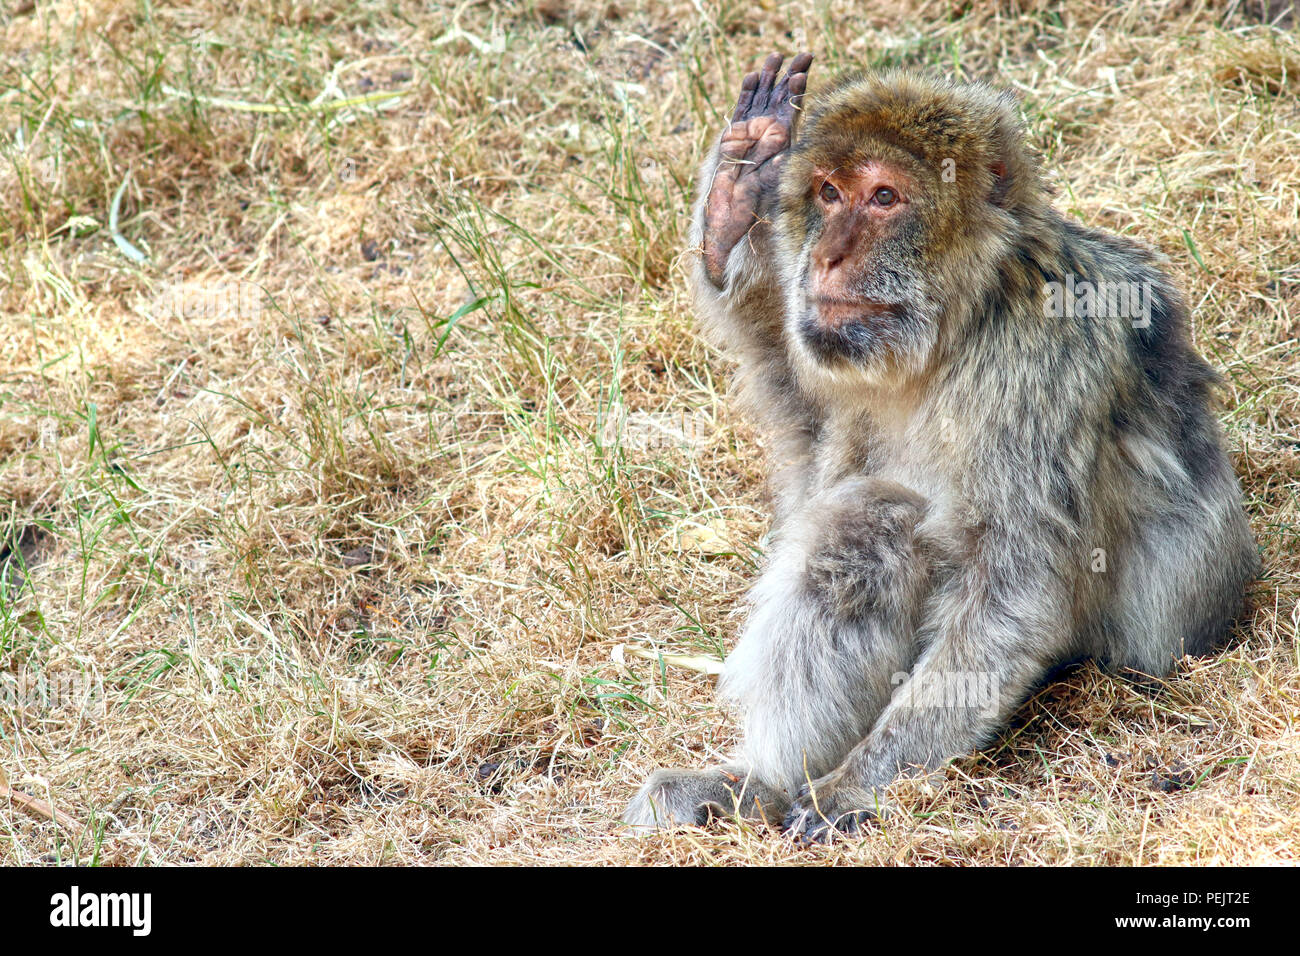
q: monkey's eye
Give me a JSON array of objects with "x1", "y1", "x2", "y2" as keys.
[
  {"x1": 873, "y1": 187, "x2": 898, "y2": 206},
  {"x1": 818, "y1": 182, "x2": 841, "y2": 204}
]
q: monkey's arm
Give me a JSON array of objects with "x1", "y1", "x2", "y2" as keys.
[
  {"x1": 784, "y1": 518, "x2": 1076, "y2": 842},
  {"x1": 690, "y1": 54, "x2": 818, "y2": 517},
  {"x1": 691, "y1": 53, "x2": 810, "y2": 357},
  {"x1": 697, "y1": 52, "x2": 810, "y2": 290}
]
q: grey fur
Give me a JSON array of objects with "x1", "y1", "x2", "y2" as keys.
[{"x1": 622, "y1": 60, "x2": 1257, "y2": 841}]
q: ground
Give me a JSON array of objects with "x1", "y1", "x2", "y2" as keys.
[{"x1": 0, "y1": 0, "x2": 1296, "y2": 865}]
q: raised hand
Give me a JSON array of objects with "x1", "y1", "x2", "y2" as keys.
[{"x1": 701, "y1": 52, "x2": 813, "y2": 287}]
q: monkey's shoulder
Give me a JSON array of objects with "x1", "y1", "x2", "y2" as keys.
[
  {"x1": 1058, "y1": 217, "x2": 1168, "y2": 269},
  {"x1": 1045, "y1": 216, "x2": 1219, "y2": 385}
]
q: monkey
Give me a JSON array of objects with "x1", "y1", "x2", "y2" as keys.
[{"x1": 622, "y1": 53, "x2": 1259, "y2": 842}]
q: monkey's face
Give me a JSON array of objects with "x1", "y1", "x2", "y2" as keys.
[
  {"x1": 796, "y1": 159, "x2": 933, "y2": 367},
  {"x1": 778, "y1": 151, "x2": 940, "y2": 386},
  {"x1": 776, "y1": 73, "x2": 1027, "y2": 390}
]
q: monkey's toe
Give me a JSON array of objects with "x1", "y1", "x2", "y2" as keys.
[
  {"x1": 783, "y1": 805, "x2": 871, "y2": 844},
  {"x1": 783, "y1": 783, "x2": 880, "y2": 844},
  {"x1": 621, "y1": 771, "x2": 713, "y2": 833},
  {"x1": 622, "y1": 767, "x2": 789, "y2": 833}
]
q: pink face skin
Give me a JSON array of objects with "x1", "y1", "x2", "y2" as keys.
[{"x1": 806, "y1": 161, "x2": 914, "y2": 327}]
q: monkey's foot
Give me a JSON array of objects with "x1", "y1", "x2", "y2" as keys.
[
  {"x1": 621, "y1": 767, "x2": 789, "y2": 833},
  {"x1": 702, "y1": 51, "x2": 813, "y2": 287},
  {"x1": 783, "y1": 775, "x2": 886, "y2": 844}
]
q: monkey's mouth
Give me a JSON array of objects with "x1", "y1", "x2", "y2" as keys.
[
  {"x1": 799, "y1": 298, "x2": 905, "y2": 364},
  {"x1": 810, "y1": 297, "x2": 897, "y2": 328}
]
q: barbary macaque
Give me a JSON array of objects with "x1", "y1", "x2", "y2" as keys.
[{"x1": 623, "y1": 53, "x2": 1258, "y2": 841}]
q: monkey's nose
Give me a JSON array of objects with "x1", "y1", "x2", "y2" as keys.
[
  {"x1": 811, "y1": 263, "x2": 852, "y2": 299},
  {"x1": 816, "y1": 252, "x2": 846, "y2": 274}
]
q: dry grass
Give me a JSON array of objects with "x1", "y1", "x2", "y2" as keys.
[{"x1": 0, "y1": 0, "x2": 1296, "y2": 866}]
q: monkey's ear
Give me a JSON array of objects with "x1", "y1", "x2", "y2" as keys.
[{"x1": 989, "y1": 161, "x2": 1011, "y2": 207}]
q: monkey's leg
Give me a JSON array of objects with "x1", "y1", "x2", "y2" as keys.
[
  {"x1": 724, "y1": 478, "x2": 936, "y2": 793},
  {"x1": 1105, "y1": 438, "x2": 1259, "y2": 676},
  {"x1": 621, "y1": 478, "x2": 935, "y2": 833},
  {"x1": 783, "y1": 548, "x2": 1068, "y2": 843}
]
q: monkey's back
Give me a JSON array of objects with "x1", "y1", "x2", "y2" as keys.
[{"x1": 965, "y1": 212, "x2": 1258, "y2": 670}]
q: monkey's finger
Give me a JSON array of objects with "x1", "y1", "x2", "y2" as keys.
[
  {"x1": 772, "y1": 55, "x2": 813, "y2": 120},
  {"x1": 730, "y1": 70, "x2": 760, "y2": 123},
  {"x1": 787, "y1": 51, "x2": 814, "y2": 79},
  {"x1": 789, "y1": 72, "x2": 808, "y2": 100},
  {"x1": 754, "y1": 52, "x2": 784, "y2": 111},
  {"x1": 772, "y1": 52, "x2": 813, "y2": 96}
]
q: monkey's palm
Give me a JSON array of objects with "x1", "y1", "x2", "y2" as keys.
[{"x1": 702, "y1": 52, "x2": 812, "y2": 287}]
